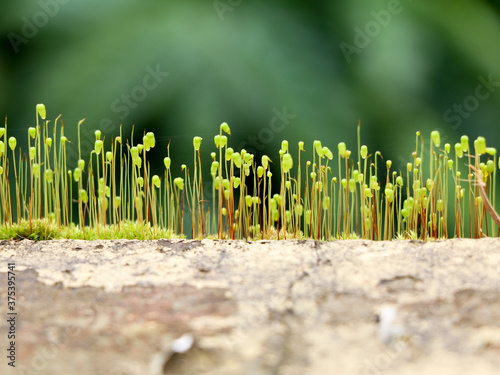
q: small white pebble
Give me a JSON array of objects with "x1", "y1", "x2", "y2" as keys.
[
  {"x1": 171, "y1": 333, "x2": 194, "y2": 353},
  {"x1": 377, "y1": 305, "x2": 405, "y2": 345}
]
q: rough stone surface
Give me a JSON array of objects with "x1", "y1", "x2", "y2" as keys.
[{"x1": 1, "y1": 238, "x2": 500, "y2": 374}]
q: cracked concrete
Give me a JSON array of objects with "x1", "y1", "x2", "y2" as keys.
[{"x1": 1, "y1": 238, "x2": 500, "y2": 374}]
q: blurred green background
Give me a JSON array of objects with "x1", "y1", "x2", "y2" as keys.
[{"x1": 1, "y1": 0, "x2": 500, "y2": 180}]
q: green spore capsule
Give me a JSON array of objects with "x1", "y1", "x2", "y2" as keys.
[
  {"x1": 425, "y1": 178, "x2": 434, "y2": 191},
  {"x1": 407, "y1": 197, "x2": 414, "y2": 207},
  {"x1": 338, "y1": 142, "x2": 346, "y2": 158},
  {"x1": 262, "y1": 155, "x2": 270, "y2": 170},
  {"x1": 243, "y1": 153, "x2": 253, "y2": 164},
  {"x1": 79, "y1": 189, "x2": 88, "y2": 204},
  {"x1": 349, "y1": 179, "x2": 356, "y2": 192},
  {"x1": 152, "y1": 175, "x2": 161, "y2": 188},
  {"x1": 474, "y1": 136, "x2": 487, "y2": 155},
  {"x1": 29, "y1": 127, "x2": 36, "y2": 139},
  {"x1": 193, "y1": 136, "x2": 202, "y2": 151},
  {"x1": 246, "y1": 195, "x2": 253, "y2": 207},
  {"x1": 361, "y1": 145, "x2": 368, "y2": 159},
  {"x1": 385, "y1": 188, "x2": 394, "y2": 203},
  {"x1": 322, "y1": 146, "x2": 333, "y2": 160},
  {"x1": 431, "y1": 130, "x2": 440, "y2": 147},
  {"x1": 281, "y1": 140, "x2": 288, "y2": 152},
  {"x1": 8, "y1": 137, "x2": 16, "y2": 151},
  {"x1": 220, "y1": 122, "x2": 231, "y2": 134},
  {"x1": 365, "y1": 187, "x2": 372, "y2": 198},
  {"x1": 314, "y1": 140, "x2": 322, "y2": 156},
  {"x1": 36, "y1": 103, "x2": 46, "y2": 120},
  {"x1": 353, "y1": 170, "x2": 359, "y2": 181},
  {"x1": 487, "y1": 160, "x2": 495, "y2": 173},
  {"x1": 130, "y1": 147, "x2": 139, "y2": 159},
  {"x1": 419, "y1": 188, "x2": 427, "y2": 198},
  {"x1": 273, "y1": 194, "x2": 282, "y2": 206},
  {"x1": 232, "y1": 152, "x2": 242, "y2": 168},
  {"x1": 73, "y1": 168, "x2": 81, "y2": 182},
  {"x1": 257, "y1": 166, "x2": 264, "y2": 178},
  {"x1": 33, "y1": 163, "x2": 40, "y2": 177},
  {"x1": 220, "y1": 135, "x2": 227, "y2": 148},
  {"x1": 147, "y1": 132, "x2": 156, "y2": 148},
  {"x1": 164, "y1": 157, "x2": 171, "y2": 169},
  {"x1": 211, "y1": 161, "x2": 219, "y2": 175},
  {"x1": 461, "y1": 135, "x2": 469, "y2": 152},
  {"x1": 283, "y1": 153, "x2": 293, "y2": 173},
  {"x1": 143, "y1": 135, "x2": 150, "y2": 151},
  {"x1": 455, "y1": 143, "x2": 463, "y2": 158},
  {"x1": 486, "y1": 147, "x2": 496, "y2": 156}
]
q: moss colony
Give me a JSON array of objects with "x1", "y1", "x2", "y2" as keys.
[{"x1": 0, "y1": 104, "x2": 498, "y2": 240}]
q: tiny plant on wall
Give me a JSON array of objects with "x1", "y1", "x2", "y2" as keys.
[{"x1": 0, "y1": 104, "x2": 498, "y2": 241}]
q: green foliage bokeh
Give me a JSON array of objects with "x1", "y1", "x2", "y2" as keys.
[{"x1": 1, "y1": 0, "x2": 500, "y2": 176}]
